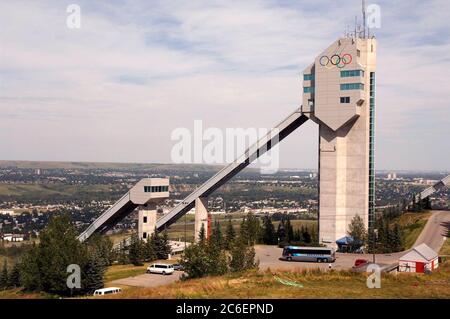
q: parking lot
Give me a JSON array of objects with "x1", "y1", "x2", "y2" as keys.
[
  {"x1": 111, "y1": 270, "x2": 183, "y2": 288},
  {"x1": 109, "y1": 246, "x2": 402, "y2": 289},
  {"x1": 255, "y1": 245, "x2": 400, "y2": 271}
]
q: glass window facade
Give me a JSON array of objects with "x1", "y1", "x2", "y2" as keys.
[
  {"x1": 303, "y1": 74, "x2": 315, "y2": 81},
  {"x1": 144, "y1": 185, "x2": 169, "y2": 193},
  {"x1": 340, "y1": 70, "x2": 364, "y2": 77},
  {"x1": 303, "y1": 86, "x2": 315, "y2": 93},
  {"x1": 340, "y1": 97, "x2": 350, "y2": 103},
  {"x1": 368, "y1": 72, "x2": 376, "y2": 231},
  {"x1": 340, "y1": 83, "x2": 364, "y2": 90}
]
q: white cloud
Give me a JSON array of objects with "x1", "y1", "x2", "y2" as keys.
[{"x1": 0, "y1": 0, "x2": 449, "y2": 170}]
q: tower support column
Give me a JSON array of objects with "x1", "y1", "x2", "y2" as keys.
[
  {"x1": 194, "y1": 197, "x2": 208, "y2": 242},
  {"x1": 138, "y1": 203, "x2": 157, "y2": 242}
]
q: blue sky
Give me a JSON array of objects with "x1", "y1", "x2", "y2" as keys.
[{"x1": 0, "y1": 0, "x2": 449, "y2": 171}]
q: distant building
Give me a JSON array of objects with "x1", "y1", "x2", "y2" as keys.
[
  {"x1": 210, "y1": 211, "x2": 226, "y2": 215},
  {"x1": 399, "y1": 243, "x2": 438, "y2": 273},
  {"x1": 169, "y1": 240, "x2": 191, "y2": 255},
  {"x1": 0, "y1": 210, "x2": 16, "y2": 216},
  {"x1": 387, "y1": 172, "x2": 397, "y2": 180},
  {"x1": 2, "y1": 233, "x2": 24, "y2": 242}
]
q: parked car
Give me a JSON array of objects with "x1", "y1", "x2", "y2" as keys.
[
  {"x1": 353, "y1": 259, "x2": 369, "y2": 268},
  {"x1": 93, "y1": 287, "x2": 122, "y2": 296},
  {"x1": 146, "y1": 263, "x2": 175, "y2": 275},
  {"x1": 172, "y1": 263, "x2": 184, "y2": 271}
]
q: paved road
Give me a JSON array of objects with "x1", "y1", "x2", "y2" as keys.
[
  {"x1": 111, "y1": 210, "x2": 450, "y2": 287},
  {"x1": 413, "y1": 210, "x2": 450, "y2": 252},
  {"x1": 256, "y1": 210, "x2": 450, "y2": 271},
  {"x1": 111, "y1": 271, "x2": 183, "y2": 288}
]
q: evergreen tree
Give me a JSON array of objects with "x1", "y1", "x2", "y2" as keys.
[
  {"x1": 83, "y1": 253, "x2": 105, "y2": 294},
  {"x1": 230, "y1": 235, "x2": 258, "y2": 272},
  {"x1": 157, "y1": 230, "x2": 172, "y2": 260},
  {"x1": 181, "y1": 242, "x2": 209, "y2": 279},
  {"x1": 224, "y1": 218, "x2": 236, "y2": 250},
  {"x1": 87, "y1": 234, "x2": 114, "y2": 267},
  {"x1": 347, "y1": 215, "x2": 367, "y2": 252},
  {"x1": 128, "y1": 234, "x2": 144, "y2": 266},
  {"x1": 391, "y1": 223, "x2": 404, "y2": 252},
  {"x1": 285, "y1": 218, "x2": 294, "y2": 243},
  {"x1": 118, "y1": 239, "x2": 129, "y2": 264},
  {"x1": 239, "y1": 216, "x2": 250, "y2": 244},
  {"x1": 276, "y1": 220, "x2": 286, "y2": 244},
  {"x1": 401, "y1": 198, "x2": 408, "y2": 213},
  {"x1": 245, "y1": 213, "x2": 260, "y2": 245},
  {"x1": 143, "y1": 236, "x2": 157, "y2": 261},
  {"x1": 0, "y1": 260, "x2": 8, "y2": 290},
  {"x1": 417, "y1": 194, "x2": 423, "y2": 212},
  {"x1": 206, "y1": 233, "x2": 228, "y2": 276},
  {"x1": 8, "y1": 263, "x2": 21, "y2": 288},
  {"x1": 20, "y1": 214, "x2": 87, "y2": 295},
  {"x1": 424, "y1": 196, "x2": 432, "y2": 210},
  {"x1": 302, "y1": 226, "x2": 312, "y2": 244},
  {"x1": 19, "y1": 242, "x2": 41, "y2": 291},
  {"x1": 262, "y1": 215, "x2": 276, "y2": 245},
  {"x1": 198, "y1": 223, "x2": 207, "y2": 244},
  {"x1": 293, "y1": 228, "x2": 301, "y2": 242},
  {"x1": 210, "y1": 220, "x2": 224, "y2": 249}
]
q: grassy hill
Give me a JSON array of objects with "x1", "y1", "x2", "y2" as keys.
[
  {"x1": 106, "y1": 262, "x2": 450, "y2": 299},
  {"x1": 0, "y1": 160, "x2": 224, "y2": 172},
  {"x1": 392, "y1": 211, "x2": 432, "y2": 249}
]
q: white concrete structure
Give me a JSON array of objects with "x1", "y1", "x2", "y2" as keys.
[
  {"x1": 302, "y1": 35, "x2": 377, "y2": 246},
  {"x1": 78, "y1": 178, "x2": 169, "y2": 242},
  {"x1": 194, "y1": 197, "x2": 209, "y2": 242},
  {"x1": 399, "y1": 243, "x2": 438, "y2": 273},
  {"x1": 138, "y1": 206, "x2": 157, "y2": 242}
]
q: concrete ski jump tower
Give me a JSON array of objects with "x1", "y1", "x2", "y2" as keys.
[
  {"x1": 79, "y1": 12, "x2": 379, "y2": 249},
  {"x1": 302, "y1": 35, "x2": 377, "y2": 245}
]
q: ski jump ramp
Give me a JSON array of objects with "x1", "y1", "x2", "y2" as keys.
[{"x1": 79, "y1": 108, "x2": 309, "y2": 242}]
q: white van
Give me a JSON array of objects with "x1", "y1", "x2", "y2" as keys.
[
  {"x1": 146, "y1": 263, "x2": 174, "y2": 275},
  {"x1": 93, "y1": 287, "x2": 122, "y2": 296}
]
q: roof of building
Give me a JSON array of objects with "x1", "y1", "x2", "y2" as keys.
[
  {"x1": 336, "y1": 236, "x2": 354, "y2": 245},
  {"x1": 399, "y1": 243, "x2": 437, "y2": 262}
]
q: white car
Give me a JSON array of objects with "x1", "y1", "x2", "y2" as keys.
[
  {"x1": 93, "y1": 287, "x2": 122, "y2": 296},
  {"x1": 146, "y1": 263, "x2": 174, "y2": 275}
]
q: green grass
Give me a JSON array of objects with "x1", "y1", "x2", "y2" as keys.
[
  {"x1": 111, "y1": 262, "x2": 450, "y2": 299},
  {"x1": 104, "y1": 260, "x2": 181, "y2": 283},
  {"x1": 393, "y1": 211, "x2": 432, "y2": 249},
  {"x1": 440, "y1": 238, "x2": 450, "y2": 256},
  {"x1": 0, "y1": 160, "x2": 223, "y2": 171},
  {"x1": 104, "y1": 264, "x2": 149, "y2": 283},
  {"x1": 0, "y1": 183, "x2": 121, "y2": 202}
]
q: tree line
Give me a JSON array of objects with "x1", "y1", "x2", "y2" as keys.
[
  {"x1": 261, "y1": 215, "x2": 318, "y2": 246},
  {"x1": 116, "y1": 230, "x2": 172, "y2": 266},
  {"x1": 181, "y1": 217, "x2": 258, "y2": 279},
  {"x1": 0, "y1": 215, "x2": 114, "y2": 296}
]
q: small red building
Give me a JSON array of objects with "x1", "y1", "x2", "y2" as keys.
[{"x1": 399, "y1": 243, "x2": 438, "y2": 273}]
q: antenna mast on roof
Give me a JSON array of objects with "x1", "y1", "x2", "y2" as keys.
[{"x1": 362, "y1": 0, "x2": 367, "y2": 38}]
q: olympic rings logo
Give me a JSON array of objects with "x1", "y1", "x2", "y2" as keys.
[{"x1": 319, "y1": 53, "x2": 352, "y2": 69}]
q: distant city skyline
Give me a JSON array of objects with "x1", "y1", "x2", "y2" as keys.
[{"x1": 1, "y1": 0, "x2": 449, "y2": 171}]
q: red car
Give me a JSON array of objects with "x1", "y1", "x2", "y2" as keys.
[{"x1": 353, "y1": 259, "x2": 369, "y2": 267}]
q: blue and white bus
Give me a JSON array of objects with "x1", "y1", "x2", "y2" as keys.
[{"x1": 281, "y1": 246, "x2": 336, "y2": 263}]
